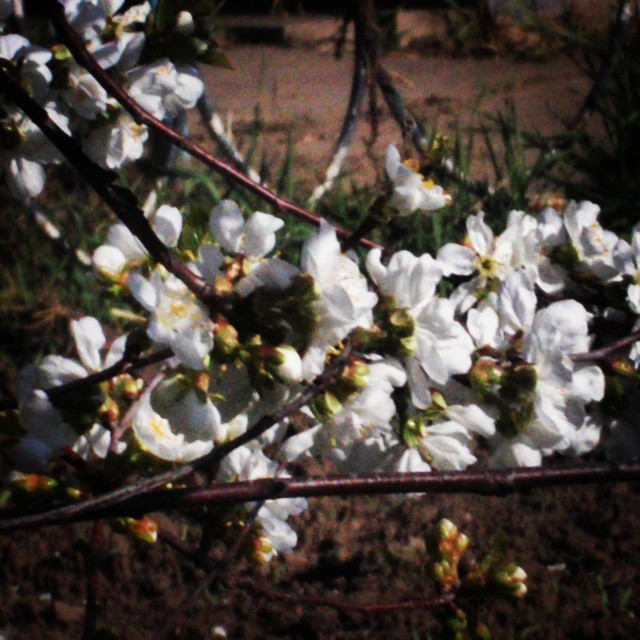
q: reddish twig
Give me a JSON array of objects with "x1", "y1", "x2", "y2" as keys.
[
  {"x1": 44, "y1": 0, "x2": 381, "y2": 251},
  {"x1": 2, "y1": 460, "x2": 640, "y2": 534},
  {"x1": 572, "y1": 327, "x2": 640, "y2": 363},
  {"x1": 235, "y1": 577, "x2": 455, "y2": 614}
]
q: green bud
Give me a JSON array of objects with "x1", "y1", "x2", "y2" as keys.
[
  {"x1": 491, "y1": 563, "x2": 527, "y2": 598},
  {"x1": 52, "y1": 44, "x2": 72, "y2": 61},
  {"x1": 399, "y1": 416, "x2": 425, "y2": 448},
  {"x1": 214, "y1": 321, "x2": 239, "y2": 359},
  {"x1": 388, "y1": 308, "x2": 415, "y2": 337},
  {"x1": 428, "y1": 519, "x2": 470, "y2": 592},
  {"x1": 11, "y1": 473, "x2": 58, "y2": 495},
  {"x1": 607, "y1": 356, "x2": 639, "y2": 379},
  {"x1": 340, "y1": 358, "x2": 370, "y2": 392},
  {"x1": 112, "y1": 517, "x2": 158, "y2": 544},
  {"x1": 311, "y1": 391, "x2": 343, "y2": 422}
]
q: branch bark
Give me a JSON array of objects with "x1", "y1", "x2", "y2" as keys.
[
  {"x1": 44, "y1": 0, "x2": 381, "y2": 251},
  {"x1": 2, "y1": 460, "x2": 639, "y2": 535}
]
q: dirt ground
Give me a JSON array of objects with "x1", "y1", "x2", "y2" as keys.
[
  {"x1": 191, "y1": 13, "x2": 594, "y2": 192},
  {"x1": 2, "y1": 13, "x2": 639, "y2": 640}
]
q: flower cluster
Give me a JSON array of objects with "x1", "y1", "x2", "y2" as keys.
[
  {"x1": 6, "y1": 138, "x2": 640, "y2": 561},
  {"x1": 0, "y1": 1, "x2": 205, "y2": 199}
]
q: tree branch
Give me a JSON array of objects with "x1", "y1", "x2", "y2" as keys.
[
  {"x1": 2, "y1": 460, "x2": 639, "y2": 535},
  {"x1": 566, "y1": 0, "x2": 633, "y2": 134},
  {"x1": 235, "y1": 577, "x2": 455, "y2": 614},
  {"x1": 0, "y1": 67, "x2": 211, "y2": 300},
  {"x1": 572, "y1": 327, "x2": 640, "y2": 363},
  {"x1": 196, "y1": 93, "x2": 264, "y2": 186},
  {"x1": 44, "y1": 0, "x2": 382, "y2": 251}
]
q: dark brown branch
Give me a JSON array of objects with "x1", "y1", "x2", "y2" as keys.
[
  {"x1": 572, "y1": 328, "x2": 640, "y2": 363},
  {"x1": 44, "y1": 0, "x2": 381, "y2": 251},
  {"x1": 0, "y1": 67, "x2": 210, "y2": 300},
  {"x1": 566, "y1": 0, "x2": 632, "y2": 134},
  {"x1": 3, "y1": 460, "x2": 640, "y2": 534},
  {"x1": 158, "y1": 526, "x2": 454, "y2": 616},
  {"x1": 196, "y1": 93, "x2": 263, "y2": 186}
]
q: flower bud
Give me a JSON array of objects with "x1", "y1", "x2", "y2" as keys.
[
  {"x1": 340, "y1": 358, "x2": 370, "y2": 393},
  {"x1": 92, "y1": 245, "x2": 127, "y2": 283},
  {"x1": 251, "y1": 535, "x2": 275, "y2": 564},
  {"x1": 491, "y1": 564, "x2": 528, "y2": 598},
  {"x1": 11, "y1": 472, "x2": 58, "y2": 495},
  {"x1": 428, "y1": 519, "x2": 469, "y2": 592},
  {"x1": 400, "y1": 416, "x2": 424, "y2": 449},
  {"x1": 113, "y1": 517, "x2": 158, "y2": 544},
  {"x1": 388, "y1": 308, "x2": 415, "y2": 337},
  {"x1": 214, "y1": 321, "x2": 239, "y2": 359},
  {"x1": 270, "y1": 345, "x2": 303, "y2": 385},
  {"x1": 311, "y1": 391, "x2": 343, "y2": 422},
  {"x1": 175, "y1": 11, "x2": 195, "y2": 35},
  {"x1": 607, "y1": 356, "x2": 638, "y2": 379},
  {"x1": 100, "y1": 396, "x2": 120, "y2": 425}
]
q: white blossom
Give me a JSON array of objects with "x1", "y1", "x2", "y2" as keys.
[
  {"x1": 301, "y1": 220, "x2": 378, "y2": 380},
  {"x1": 210, "y1": 200, "x2": 283, "y2": 258},
  {"x1": 385, "y1": 145, "x2": 451, "y2": 216}
]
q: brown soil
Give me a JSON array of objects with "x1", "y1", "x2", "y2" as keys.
[
  {"x1": 191, "y1": 19, "x2": 594, "y2": 192},
  {"x1": 2, "y1": 483, "x2": 640, "y2": 639},
  {"x1": 2, "y1": 15, "x2": 638, "y2": 640}
]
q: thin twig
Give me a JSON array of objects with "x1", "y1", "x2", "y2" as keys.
[
  {"x1": 44, "y1": 0, "x2": 381, "y2": 251},
  {"x1": 158, "y1": 525, "x2": 455, "y2": 616},
  {"x1": 235, "y1": 577, "x2": 455, "y2": 614},
  {"x1": 0, "y1": 348, "x2": 172, "y2": 413},
  {"x1": 572, "y1": 328, "x2": 640, "y2": 363},
  {"x1": 566, "y1": 0, "x2": 632, "y2": 134}
]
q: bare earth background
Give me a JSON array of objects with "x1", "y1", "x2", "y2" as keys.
[{"x1": 2, "y1": 11, "x2": 639, "y2": 640}]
